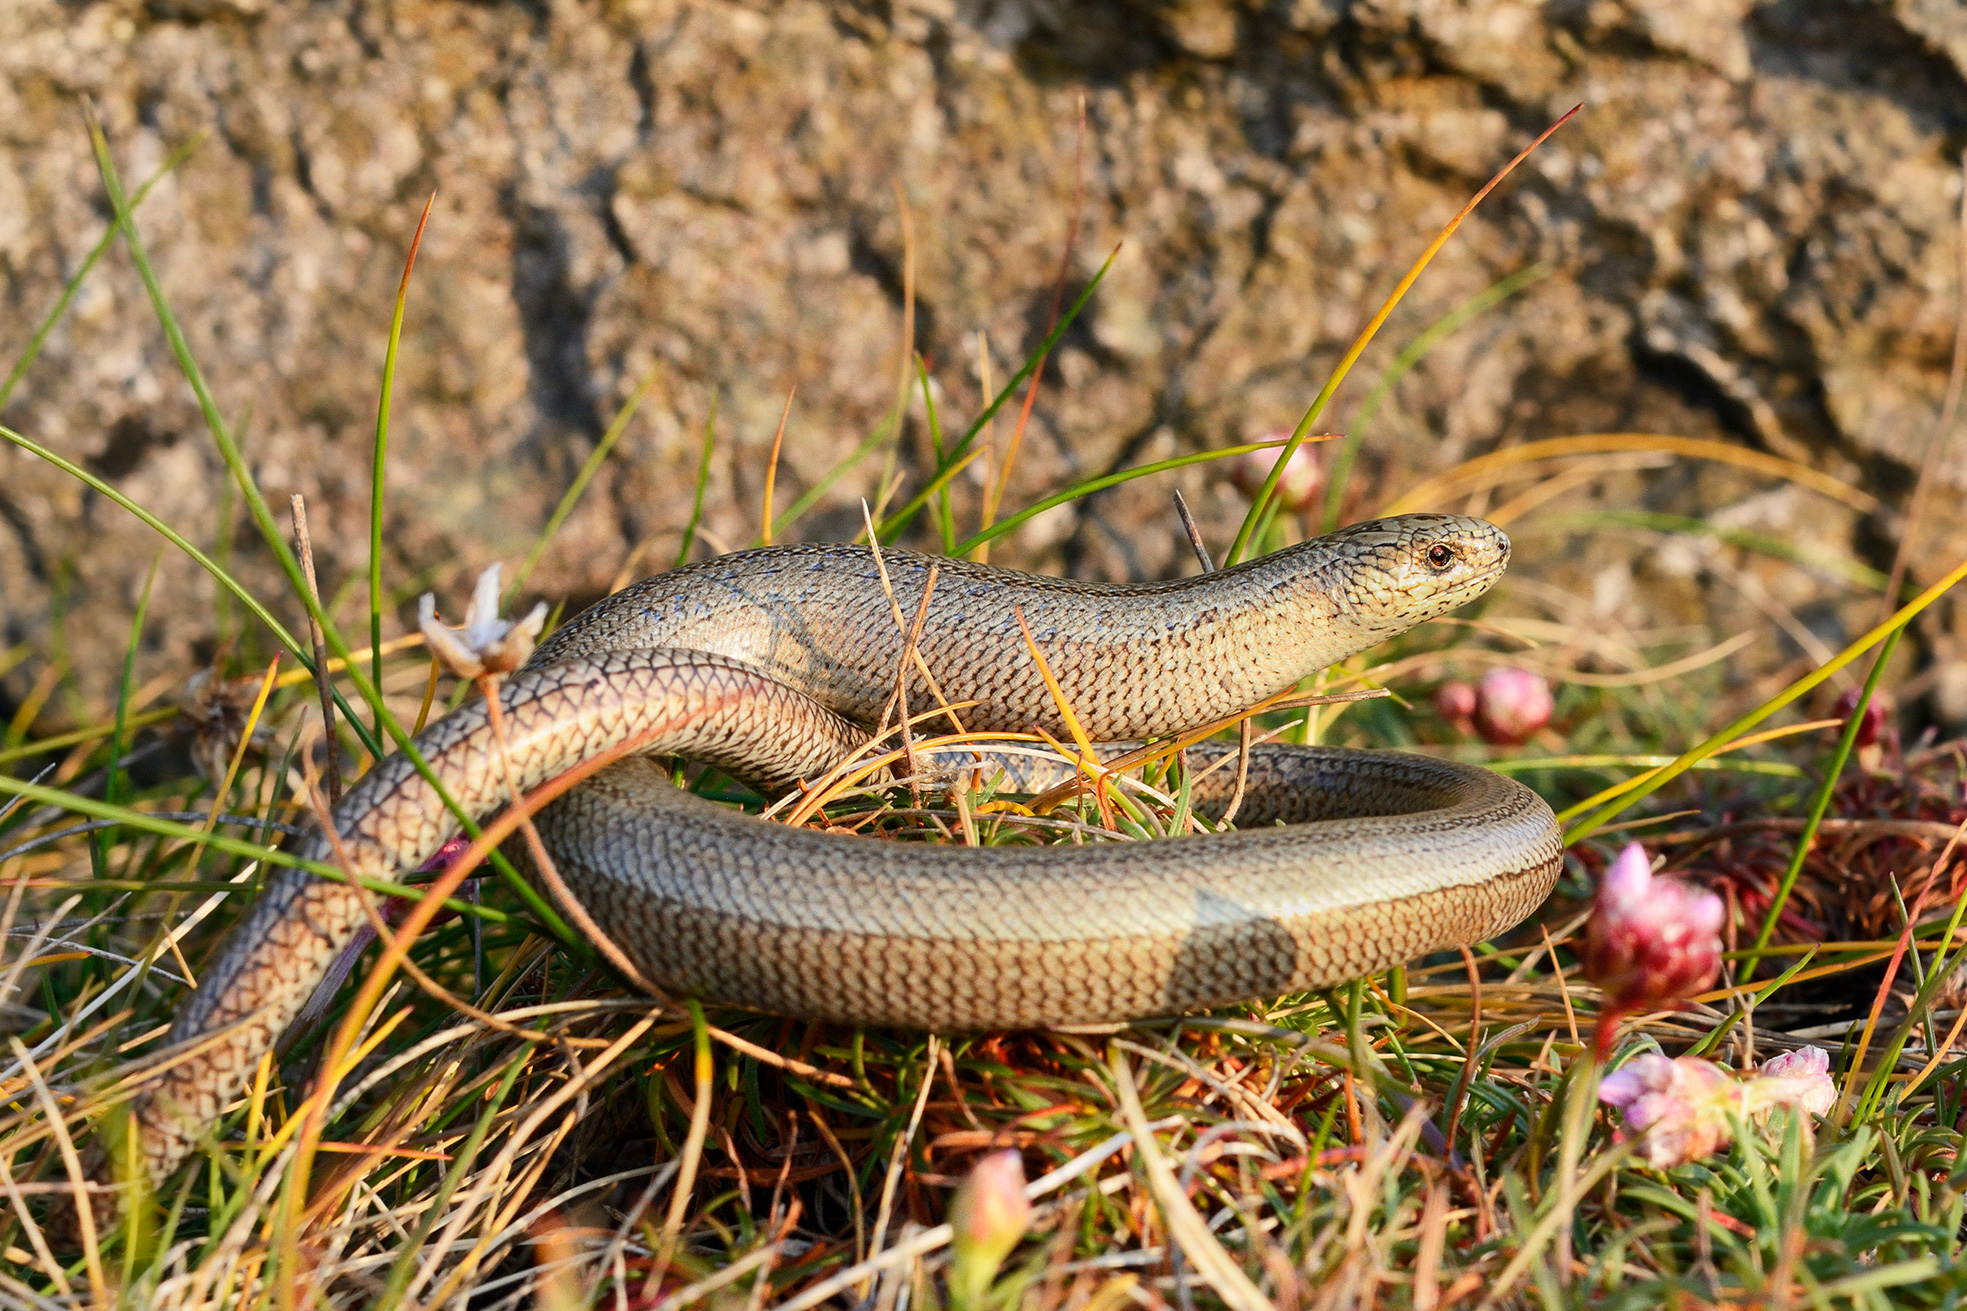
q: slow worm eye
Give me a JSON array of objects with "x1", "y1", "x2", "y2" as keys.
[{"x1": 1425, "y1": 543, "x2": 1456, "y2": 570}]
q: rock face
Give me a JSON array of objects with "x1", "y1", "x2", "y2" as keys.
[{"x1": 4, "y1": 0, "x2": 1967, "y2": 723}]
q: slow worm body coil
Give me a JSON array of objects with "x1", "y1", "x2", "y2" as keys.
[{"x1": 128, "y1": 513, "x2": 1563, "y2": 1188}]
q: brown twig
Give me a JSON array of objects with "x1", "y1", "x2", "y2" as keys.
[
  {"x1": 290, "y1": 494, "x2": 341, "y2": 804},
  {"x1": 1172, "y1": 489, "x2": 1215, "y2": 573},
  {"x1": 1220, "y1": 720, "x2": 1255, "y2": 828}
]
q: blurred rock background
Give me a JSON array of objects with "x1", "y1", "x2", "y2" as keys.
[{"x1": 4, "y1": 0, "x2": 1967, "y2": 728}]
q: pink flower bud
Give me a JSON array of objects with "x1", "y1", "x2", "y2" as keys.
[
  {"x1": 1233, "y1": 434, "x2": 1326, "y2": 513},
  {"x1": 947, "y1": 1151, "x2": 1031, "y2": 1308},
  {"x1": 1434, "y1": 680, "x2": 1478, "y2": 730},
  {"x1": 1755, "y1": 1046, "x2": 1835, "y2": 1117},
  {"x1": 1472, "y1": 667, "x2": 1553, "y2": 745},
  {"x1": 1833, "y1": 687, "x2": 1890, "y2": 749},
  {"x1": 1598, "y1": 1046, "x2": 1836, "y2": 1168},
  {"x1": 1584, "y1": 844, "x2": 1725, "y2": 1043}
]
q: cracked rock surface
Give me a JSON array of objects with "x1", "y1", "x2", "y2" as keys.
[{"x1": 4, "y1": 0, "x2": 1967, "y2": 722}]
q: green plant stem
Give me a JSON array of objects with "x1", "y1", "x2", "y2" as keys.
[
  {"x1": 0, "y1": 135, "x2": 204, "y2": 414},
  {"x1": 880, "y1": 249, "x2": 1117, "y2": 544},
  {"x1": 949, "y1": 437, "x2": 1291, "y2": 559},
  {"x1": 371, "y1": 194, "x2": 436, "y2": 729},
  {"x1": 1230, "y1": 108, "x2": 1579, "y2": 566},
  {"x1": 1563, "y1": 553, "x2": 1967, "y2": 846},
  {"x1": 0, "y1": 772, "x2": 510, "y2": 922},
  {"x1": 96, "y1": 552, "x2": 162, "y2": 877},
  {"x1": 1552, "y1": 1049, "x2": 1601, "y2": 1288},
  {"x1": 375, "y1": 1055, "x2": 528, "y2": 1311},
  {"x1": 510, "y1": 370, "x2": 656, "y2": 601},
  {"x1": 1740, "y1": 630, "x2": 1902, "y2": 984},
  {"x1": 1319, "y1": 263, "x2": 1550, "y2": 534},
  {"x1": 676, "y1": 394, "x2": 719, "y2": 568}
]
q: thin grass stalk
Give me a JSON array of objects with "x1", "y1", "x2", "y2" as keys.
[
  {"x1": 94, "y1": 553, "x2": 162, "y2": 878},
  {"x1": 759, "y1": 388, "x2": 795, "y2": 548},
  {"x1": 917, "y1": 358, "x2": 957, "y2": 554},
  {"x1": 0, "y1": 135, "x2": 203, "y2": 413},
  {"x1": 1319, "y1": 263, "x2": 1550, "y2": 534},
  {"x1": 767, "y1": 413, "x2": 896, "y2": 544},
  {"x1": 510, "y1": 370, "x2": 657, "y2": 600},
  {"x1": 1228, "y1": 105, "x2": 1581, "y2": 566},
  {"x1": 368, "y1": 193, "x2": 437, "y2": 721},
  {"x1": 950, "y1": 436, "x2": 1291, "y2": 558},
  {"x1": 880, "y1": 249, "x2": 1119, "y2": 543},
  {"x1": 1563, "y1": 554, "x2": 1967, "y2": 845},
  {"x1": 648, "y1": 1001, "x2": 714, "y2": 1292},
  {"x1": 83, "y1": 123, "x2": 566, "y2": 936},
  {"x1": 1528, "y1": 508, "x2": 1886, "y2": 593},
  {"x1": 0, "y1": 774, "x2": 509, "y2": 920},
  {"x1": 675, "y1": 393, "x2": 720, "y2": 568},
  {"x1": 374, "y1": 1055, "x2": 529, "y2": 1311},
  {"x1": 1740, "y1": 631, "x2": 1904, "y2": 984},
  {"x1": 291, "y1": 494, "x2": 341, "y2": 805},
  {"x1": 1381, "y1": 433, "x2": 1877, "y2": 518}
]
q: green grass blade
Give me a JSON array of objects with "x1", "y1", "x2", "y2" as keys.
[
  {"x1": 0, "y1": 422, "x2": 347, "y2": 724},
  {"x1": 370, "y1": 195, "x2": 436, "y2": 725},
  {"x1": 675, "y1": 394, "x2": 719, "y2": 568},
  {"x1": 765, "y1": 414, "x2": 896, "y2": 546},
  {"x1": 0, "y1": 772, "x2": 508, "y2": 922},
  {"x1": 948, "y1": 437, "x2": 1292, "y2": 559},
  {"x1": 880, "y1": 248, "x2": 1118, "y2": 543},
  {"x1": 374, "y1": 1054, "x2": 529, "y2": 1311},
  {"x1": 1562, "y1": 554, "x2": 1967, "y2": 846},
  {"x1": 95, "y1": 551, "x2": 163, "y2": 877},
  {"x1": 509, "y1": 370, "x2": 656, "y2": 602},
  {"x1": 916, "y1": 356, "x2": 957, "y2": 554},
  {"x1": 84, "y1": 124, "x2": 573, "y2": 945},
  {"x1": 1739, "y1": 630, "x2": 1903, "y2": 983},
  {"x1": 0, "y1": 135, "x2": 204, "y2": 414},
  {"x1": 1230, "y1": 109, "x2": 1578, "y2": 566},
  {"x1": 1319, "y1": 262, "x2": 1549, "y2": 534}
]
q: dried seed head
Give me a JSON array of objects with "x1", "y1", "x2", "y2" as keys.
[
  {"x1": 417, "y1": 564, "x2": 548, "y2": 679},
  {"x1": 181, "y1": 665, "x2": 273, "y2": 784}
]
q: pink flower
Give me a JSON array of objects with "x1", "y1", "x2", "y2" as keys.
[
  {"x1": 1598, "y1": 1053, "x2": 1733, "y2": 1168},
  {"x1": 1599, "y1": 1047, "x2": 1836, "y2": 1168},
  {"x1": 1757, "y1": 1046, "x2": 1835, "y2": 1116},
  {"x1": 1233, "y1": 435, "x2": 1326, "y2": 513},
  {"x1": 1833, "y1": 686, "x2": 1891, "y2": 749},
  {"x1": 1472, "y1": 667, "x2": 1554, "y2": 745},
  {"x1": 1434, "y1": 680, "x2": 1478, "y2": 732},
  {"x1": 1584, "y1": 844, "x2": 1725, "y2": 1053},
  {"x1": 947, "y1": 1151, "x2": 1031, "y2": 1308}
]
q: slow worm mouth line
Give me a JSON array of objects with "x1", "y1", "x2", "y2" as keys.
[{"x1": 113, "y1": 514, "x2": 1558, "y2": 1200}]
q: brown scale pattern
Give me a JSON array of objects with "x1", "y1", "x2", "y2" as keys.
[{"x1": 130, "y1": 514, "x2": 1561, "y2": 1191}]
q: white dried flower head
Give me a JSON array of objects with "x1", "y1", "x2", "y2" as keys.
[{"x1": 417, "y1": 564, "x2": 548, "y2": 679}]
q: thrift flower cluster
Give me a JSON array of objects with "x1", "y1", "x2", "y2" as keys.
[{"x1": 1598, "y1": 1047, "x2": 1836, "y2": 1168}]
